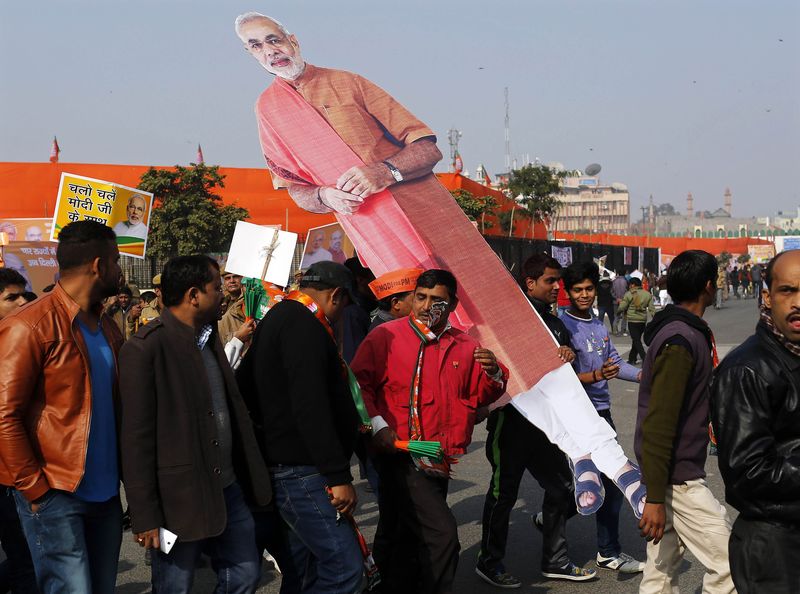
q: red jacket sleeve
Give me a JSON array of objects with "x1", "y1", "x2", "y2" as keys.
[
  {"x1": 350, "y1": 329, "x2": 388, "y2": 419},
  {"x1": 473, "y1": 357, "x2": 509, "y2": 408}
]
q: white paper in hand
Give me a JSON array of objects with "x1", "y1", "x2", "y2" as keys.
[
  {"x1": 159, "y1": 527, "x2": 178, "y2": 555},
  {"x1": 225, "y1": 221, "x2": 298, "y2": 287}
]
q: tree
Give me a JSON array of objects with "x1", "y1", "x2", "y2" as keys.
[
  {"x1": 654, "y1": 203, "x2": 677, "y2": 216},
  {"x1": 737, "y1": 253, "x2": 751, "y2": 265},
  {"x1": 717, "y1": 251, "x2": 733, "y2": 267},
  {"x1": 503, "y1": 164, "x2": 564, "y2": 235},
  {"x1": 498, "y1": 208, "x2": 530, "y2": 235},
  {"x1": 138, "y1": 164, "x2": 249, "y2": 258},
  {"x1": 449, "y1": 189, "x2": 497, "y2": 230}
]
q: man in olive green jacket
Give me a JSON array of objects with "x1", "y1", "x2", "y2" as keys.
[{"x1": 618, "y1": 277, "x2": 655, "y2": 365}]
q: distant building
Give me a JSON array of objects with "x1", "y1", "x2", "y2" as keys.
[
  {"x1": 552, "y1": 174, "x2": 630, "y2": 234},
  {"x1": 758, "y1": 207, "x2": 800, "y2": 232},
  {"x1": 651, "y1": 189, "x2": 789, "y2": 238}
]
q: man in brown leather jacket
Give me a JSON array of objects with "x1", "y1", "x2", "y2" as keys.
[
  {"x1": 0, "y1": 221, "x2": 124, "y2": 593},
  {"x1": 119, "y1": 255, "x2": 271, "y2": 592}
]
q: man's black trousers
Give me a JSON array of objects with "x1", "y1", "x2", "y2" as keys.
[
  {"x1": 627, "y1": 321, "x2": 647, "y2": 363},
  {"x1": 479, "y1": 406, "x2": 576, "y2": 572},
  {"x1": 373, "y1": 454, "x2": 459, "y2": 594},
  {"x1": 729, "y1": 516, "x2": 800, "y2": 594}
]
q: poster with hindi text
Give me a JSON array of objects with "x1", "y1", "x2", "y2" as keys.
[
  {"x1": 0, "y1": 241, "x2": 60, "y2": 294},
  {"x1": 50, "y1": 173, "x2": 154, "y2": 259}
]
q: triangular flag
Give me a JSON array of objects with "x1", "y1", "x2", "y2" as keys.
[
  {"x1": 196, "y1": 144, "x2": 205, "y2": 164},
  {"x1": 453, "y1": 150, "x2": 463, "y2": 174},
  {"x1": 49, "y1": 136, "x2": 60, "y2": 163},
  {"x1": 479, "y1": 164, "x2": 491, "y2": 186}
]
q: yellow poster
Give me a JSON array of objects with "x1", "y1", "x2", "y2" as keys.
[
  {"x1": 747, "y1": 244, "x2": 776, "y2": 264},
  {"x1": 50, "y1": 173, "x2": 154, "y2": 259}
]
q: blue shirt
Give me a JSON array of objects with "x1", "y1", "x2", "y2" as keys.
[
  {"x1": 74, "y1": 319, "x2": 119, "y2": 502},
  {"x1": 560, "y1": 311, "x2": 640, "y2": 411}
]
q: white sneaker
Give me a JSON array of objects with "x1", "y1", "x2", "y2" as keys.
[{"x1": 596, "y1": 552, "x2": 644, "y2": 573}]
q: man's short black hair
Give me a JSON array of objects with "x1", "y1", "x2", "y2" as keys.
[
  {"x1": 562, "y1": 261, "x2": 599, "y2": 291},
  {"x1": 416, "y1": 269, "x2": 457, "y2": 301},
  {"x1": 764, "y1": 250, "x2": 798, "y2": 291},
  {"x1": 56, "y1": 220, "x2": 117, "y2": 272},
  {"x1": 629, "y1": 276, "x2": 642, "y2": 287},
  {"x1": 666, "y1": 250, "x2": 717, "y2": 303},
  {"x1": 0, "y1": 268, "x2": 27, "y2": 293},
  {"x1": 161, "y1": 255, "x2": 219, "y2": 307},
  {"x1": 376, "y1": 290, "x2": 413, "y2": 311},
  {"x1": 118, "y1": 285, "x2": 133, "y2": 297},
  {"x1": 521, "y1": 253, "x2": 561, "y2": 284}
]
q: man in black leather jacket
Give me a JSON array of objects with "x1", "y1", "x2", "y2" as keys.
[{"x1": 711, "y1": 249, "x2": 800, "y2": 594}]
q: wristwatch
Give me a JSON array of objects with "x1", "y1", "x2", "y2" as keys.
[{"x1": 383, "y1": 161, "x2": 403, "y2": 183}]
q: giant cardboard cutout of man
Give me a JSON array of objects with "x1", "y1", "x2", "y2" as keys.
[{"x1": 236, "y1": 12, "x2": 646, "y2": 518}]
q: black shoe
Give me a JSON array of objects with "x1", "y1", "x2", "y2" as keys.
[
  {"x1": 475, "y1": 563, "x2": 522, "y2": 589},
  {"x1": 542, "y1": 562, "x2": 597, "y2": 582}
]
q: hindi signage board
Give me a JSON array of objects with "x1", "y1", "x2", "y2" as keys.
[
  {"x1": 50, "y1": 173, "x2": 154, "y2": 259},
  {"x1": 0, "y1": 241, "x2": 59, "y2": 293}
]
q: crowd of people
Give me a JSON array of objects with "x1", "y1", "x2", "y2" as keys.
[{"x1": 0, "y1": 219, "x2": 798, "y2": 594}]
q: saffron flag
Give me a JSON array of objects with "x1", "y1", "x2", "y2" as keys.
[
  {"x1": 49, "y1": 136, "x2": 60, "y2": 163},
  {"x1": 196, "y1": 144, "x2": 205, "y2": 164},
  {"x1": 453, "y1": 150, "x2": 463, "y2": 174}
]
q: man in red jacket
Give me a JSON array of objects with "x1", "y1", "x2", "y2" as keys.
[{"x1": 352, "y1": 269, "x2": 508, "y2": 594}]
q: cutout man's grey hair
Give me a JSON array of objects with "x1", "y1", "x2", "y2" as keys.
[{"x1": 234, "y1": 12, "x2": 291, "y2": 37}]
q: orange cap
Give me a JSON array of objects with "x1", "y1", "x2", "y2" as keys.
[{"x1": 369, "y1": 268, "x2": 423, "y2": 300}]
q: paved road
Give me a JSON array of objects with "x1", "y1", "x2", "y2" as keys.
[{"x1": 111, "y1": 296, "x2": 760, "y2": 592}]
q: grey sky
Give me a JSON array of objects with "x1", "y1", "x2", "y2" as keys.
[{"x1": 1, "y1": 1, "x2": 798, "y2": 218}]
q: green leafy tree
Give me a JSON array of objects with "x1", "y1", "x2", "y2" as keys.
[
  {"x1": 138, "y1": 164, "x2": 248, "y2": 258},
  {"x1": 717, "y1": 251, "x2": 733, "y2": 267},
  {"x1": 498, "y1": 208, "x2": 530, "y2": 235},
  {"x1": 737, "y1": 253, "x2": 751, "y2": 265},
  {"x1": 655, "y1": 203, "x2": 677, "y2": 216},
  {"x1": 449, "y1": 189, "x2": 497, "y2": 229},
  {"x1": 503, "y1": 164, "x2": 565, "y2": 235}
]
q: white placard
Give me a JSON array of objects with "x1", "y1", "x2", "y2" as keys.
[{"x1": 225, "y1": 221, "x2": 298, "y2": 287}]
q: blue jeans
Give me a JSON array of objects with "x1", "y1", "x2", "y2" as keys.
[
  {"x1": 150, "y1": 481, "x2": 260, "y2": 594},
  {"x1": 271, "y1": 465, "x2": 362, "y2": 594},
  {"x1": 14, "y1": 489, "x2": 122, "y2": 594},
  {"x1": 595, "y1": 410, "x2": 622, "y2": 558}
]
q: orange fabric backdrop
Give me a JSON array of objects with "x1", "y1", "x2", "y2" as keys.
[
  {"x1": 554, "y1": 231, "x2": 774, "y2": 255},
  {"x1": 1, "y1": 162, "x2": 543, "y2": 240}
]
